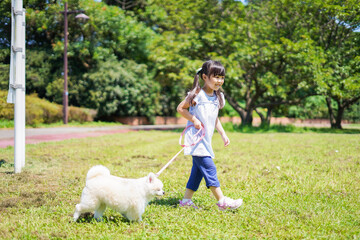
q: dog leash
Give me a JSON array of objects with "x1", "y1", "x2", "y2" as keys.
[{"x1": 156, "y1": 124, "x2": 205, "y2": 177}]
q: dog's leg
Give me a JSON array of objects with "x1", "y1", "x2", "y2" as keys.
[
  {"x1": 125, "y1": 202, "x2": 145, "y2": 222},
  {"x1": 94, "y1": 203, "x2": 106, "y2": 221}
]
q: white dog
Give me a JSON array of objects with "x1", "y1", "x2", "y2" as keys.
[{"x1": 73, "y1": 165, "x2": 165, "y2": 222}]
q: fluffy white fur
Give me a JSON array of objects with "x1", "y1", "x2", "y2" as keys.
[{"x1": 73, "y1": 165, "x2": 164, "y2": 222}]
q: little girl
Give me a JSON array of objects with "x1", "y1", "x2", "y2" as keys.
[{"x1": 177, "y1": 60, "x2": 243, "y2": 210}]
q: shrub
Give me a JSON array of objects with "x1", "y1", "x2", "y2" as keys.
[
  {"x1": 83, "y1": 58, "x2": 161, "y2": 120},
  {"x1": 25, "y1": 93, "x2": 62, "y2": 125},
  {"x1": 69, "y1": 106, "x2": 96, "y2": 123},
  {"x1": 0, "y1": 90, "x2": 14, "y2": 119},
  {"x1": 0, "y1": 90, "x2": 96, "y2": 125}
]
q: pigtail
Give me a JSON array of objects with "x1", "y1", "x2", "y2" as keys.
[
  {"x1": 215, "y1": 90, "x2": 225, "y2": 109},
  {"x1": 186, "y1": 73, "x2": 201, "y2": 106}
]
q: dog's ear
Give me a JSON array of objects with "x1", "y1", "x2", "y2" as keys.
[{"x1": 147, "y1": 172, "x2": 156, "y2": 183}]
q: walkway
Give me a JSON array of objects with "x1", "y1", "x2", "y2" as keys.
[{"x1": 0, "y1": 125, "x2": 184, "y2": 149}]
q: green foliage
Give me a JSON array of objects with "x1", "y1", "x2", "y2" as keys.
[
  {"x1": 0, "y1": 90, "x2": 95, "y2": 126},
  {"x1": 0, "y1": 119, "x2": 13, "y2": 128},
  {"x1": 292, "y1": 0, "x2": 360, "y2": 128},
  {"x1": 1, "y1": 0, "x2": 360, "y2": 126},
  {"x1": 0, "y1": 0, "x2": 159, "y2": 121},
  {"x1": 0, "y1": 0, "x2": 11, "y2": 49},
  {"x1": 26, "y1": 50, "x2": 54, "y2": 98},
  {"x1": 25, "y1": 93, "x2": 62, "y2": 125},
  {"x1": 288, "y1": 96, "x2": 329, "y2": 119},
  {"x1": 219, "y1": 101, "x2": 240, "y2": 117},
  {"x1": 0, "y1": 63, "x2": 9, "y2": 91},
  {"x1": 69, "y1": 106, "x2": 97, "y2": 123},
  {"x1": 0, "y1": 90, "x2": 13, "y2": 120},
  {"x1": 141, "y1": 0, "x2": 245, "y2": 115},
  {"x1": 83, "y1": 58, "x2": 160, "y2": 119},
  {"x1": 344, "y1": 101, "x2": 360, "y2": 122}
]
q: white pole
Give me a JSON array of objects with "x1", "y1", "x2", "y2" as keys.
[
  {"x1": 20, "y1": 5, "x2": 26, "y2": 169},
  {"x1": 8, "y1": 0, "x2": 26, "y2": 173}
]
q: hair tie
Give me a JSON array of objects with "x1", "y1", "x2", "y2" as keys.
[{"x1": 196, "y1": 68, "x2": 202, "y2": 75}]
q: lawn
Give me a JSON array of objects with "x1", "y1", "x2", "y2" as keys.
[{"x1": 0, "y1": 131, "x2": 359, "y2": 239}]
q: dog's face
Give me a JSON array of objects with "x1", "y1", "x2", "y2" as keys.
[{"x1": 147, "y1": 173, "x2": 165, "y2": 196}]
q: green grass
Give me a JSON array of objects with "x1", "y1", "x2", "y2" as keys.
[
  {"x1": 1, "y1": 131, "x2": 359, "y2": 239},
  {"x1": 221, "y1": 122, "x2": 360, "y2": 134}
]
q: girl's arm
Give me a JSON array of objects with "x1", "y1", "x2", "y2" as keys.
[
  {"x1": 215, "y1": 117, "x2": 230, "y2": 147},
  {"x1": 177, "y1": 99, "x2": 202, "y2": 129}
]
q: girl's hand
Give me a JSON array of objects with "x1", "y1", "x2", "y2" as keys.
[
  {"x1": 222, "y1": 134, "x2": 230, "y2": 147},
  {"x1": 192, "y1": 117, "x2": 202, "y2": 129}
]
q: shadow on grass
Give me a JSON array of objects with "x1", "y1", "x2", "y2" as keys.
[
  {"x1": 0, "y1": 159, "x2": 14, "y2": 168},
  {"x1": 74, "y1": 212, "x2": 130, "y2": 224},
  {"x1": 150, "y1": 197, "x2": 179, "y2": 207}
]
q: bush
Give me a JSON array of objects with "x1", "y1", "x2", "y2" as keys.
[
  {"x1": 83, "y1": 58, "x2": 161, "y2": 120},
  {"x1": 25, "y1": 93, "x2": 62, "y2": 125},
  {"x1": 0, "y1": 90, "x2": 96, "y2": 126},
  {"x1": 0, "y1": 90, "x2": 14, "y2": 119},
  {"x1": 69, "y1": 106, "x2": 97, "y2": 123}
]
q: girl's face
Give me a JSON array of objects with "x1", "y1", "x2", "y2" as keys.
[{"x1": 202, "y1": 74, "x2": 225, "y2": 92}]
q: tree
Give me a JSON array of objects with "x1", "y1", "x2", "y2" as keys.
[
  {"x1": 83, "y1": 57, "x2": 160, "y2": 120},
  {"x1": 0, "y1": 0, "x2": 12, "y2": 90},
  {"x1": 300, "y1": 0, "x2": 360, "y2": 128},
  {"x1": 103, "y1": 0, "x2": 146, "y2": 11},
  {"x1": 222, "y1": 0, "x2": 321, "y2": 126},
  {"x1": 318, "y1": 44, "x2": 360, "y2": 128},
  {"x1": 141, "y1": 0, "x2": 245, "y2": 116}
]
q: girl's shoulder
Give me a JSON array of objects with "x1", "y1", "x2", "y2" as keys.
[
  {"x1": 189, "y1": 89, "x2": 222, "y2": 106},
  {"x1": 196, "y1": 89, "x2": 210, "y2": 102}
]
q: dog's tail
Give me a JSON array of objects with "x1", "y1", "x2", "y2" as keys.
[{"x1": 86, "y1": 165, "x2": 110, "y2": 181}]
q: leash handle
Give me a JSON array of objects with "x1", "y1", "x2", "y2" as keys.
[
  {"x1": 179, "y1": 124, "x2": 205, "y2": 147},
  {"x1": 156, "y1": 124, "x2": 205, "y2": 177}
]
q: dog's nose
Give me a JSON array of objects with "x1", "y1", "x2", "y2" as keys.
[{"x1": 162, "y1": 191, "x2": 165, "y2": 195}]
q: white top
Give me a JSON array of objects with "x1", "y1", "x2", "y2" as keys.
[{"x1": 184, "y1": 89, "x2": 225, "y2": 158}]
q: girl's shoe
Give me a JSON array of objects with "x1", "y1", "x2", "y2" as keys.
[
  {"x1": 216, "y1": 197, "x2": 243, "y2": 211},
  {"x1": 179, "y1": 199, "x2": 198, "y2": 209}
]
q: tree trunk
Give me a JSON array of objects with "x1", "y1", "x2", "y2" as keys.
[
  {"x1": 225, "y1": 95, "x2": 255, "y2": 126},
  {"x1": 243, "y1": 109, "x2": 253, "y2": 126},
  {"x1": 225, "y1": 95, "x2": 246, "y2": 124},
  {"x1": 255, "y1": 108, "x2": 271, "y2": 127},
  {"x1": 326, "y1": 96, "x2": 344, "y2": 129},
  {"x1": 265, "y1": 107, "x2": 272, "y2": 126},
  {"x1": 255, "y1": 108, "x2": 265, "y2": 125},
  {"x1": 334, "y1": 105, "x2": 344, "y2": 129},
  {"x1": 325, "y1": 97, "x2": 337, "y2": 128}
]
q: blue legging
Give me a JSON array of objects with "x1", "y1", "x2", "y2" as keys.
[{"x1": 186, "y1": 156, "x2": 220, "y2": 191}]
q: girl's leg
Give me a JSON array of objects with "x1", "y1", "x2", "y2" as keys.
[
  {"x1": 195, "y1": 156, "x2": 222, "y2": 200},
  {"x1": 184, "y1": 188, "x2": 195, "y2": 199},
  {"x1": 210, "y1": 186, "x2": 224, "y2": 201},
  {"x1": 185, "y1": 157, "x2": 203, "y2": 196},
  {"x1": 183, "y1": 156, "x2": 203, "y2": 200}
]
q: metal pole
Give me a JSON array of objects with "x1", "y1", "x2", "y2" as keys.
[
  {"x1": 12, "y1": 0, "x2": 26, "y2": 173},
  {"x1": 63, "y1": 2, "x2": 68, "y2": 124}
]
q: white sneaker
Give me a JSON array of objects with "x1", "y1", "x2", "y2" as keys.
[
  {"x1": 217, "y1": 197, "x2": 243, "y2": 211},
  {"x1": 179, "y1": 199, "x2": 199, "y2": 209}
]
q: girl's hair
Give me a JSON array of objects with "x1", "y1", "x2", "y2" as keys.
[{"x1": 186, "y1": 60, "x2": 225, "y2": 109}]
